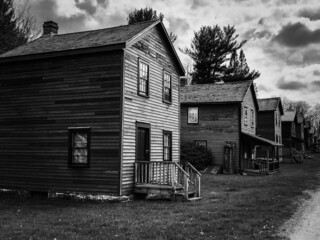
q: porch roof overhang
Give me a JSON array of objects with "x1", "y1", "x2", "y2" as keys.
[{"x1": 241, "y1": 132, "x2": 283, "y2": 147}]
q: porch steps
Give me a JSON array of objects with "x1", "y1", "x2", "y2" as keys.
[
  {"x1": 243, "y1": 169, "x2": 269, "y2": 176},
  {"x1": 134, "y1": 161, "x2": 202, "y2": 201},
  {"x1": 187, "y1": 197, "x2": 202, "y2": 202}
]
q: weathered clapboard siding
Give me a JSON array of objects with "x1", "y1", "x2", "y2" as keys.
[
  {"x1": 257, "y1": 111, "x2": 275, "y2": 140},
  {"x1": 241, "y1": 87, "x2": 257, "y2": 135},
  {"x1": 181, "y1": 104, "x2": 240, "y2": 168},
  {"x1": 121, "y1": 26, "x2": 180, "y2": 195},
  {"x1": 0, "y1": 51, "x2": 122, "y2": 194}
]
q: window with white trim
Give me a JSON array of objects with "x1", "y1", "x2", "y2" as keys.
[
  {"x1": 163, "y1": 72, "x2": 172, "y2": 103},
  {"x1": 163, "y1": 131, "x2": 172, "y2": 161},
  {"x1": 138, "y1": 60, "x2": 149, "y2": 97},
  {"x1": 244, "y1": 107, "x2": 248, "y2": 126},
  {"x1": 188, "y1": 107, "x2": 198, "y2": 124}
]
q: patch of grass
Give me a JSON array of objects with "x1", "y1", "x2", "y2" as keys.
[{"x1": 1, "y1": 154, "x2": 320, "y2": 239}]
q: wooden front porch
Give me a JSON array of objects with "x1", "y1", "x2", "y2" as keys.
[
  {"x1": 242, "y1": 132, "x2": 282, "y2": 175},
  {"x1": 243, "y1": 157, "x2": 280, "y2": 175},
  {"x1": 134, "y1": 161, "x2": 202, "y2": 201}
]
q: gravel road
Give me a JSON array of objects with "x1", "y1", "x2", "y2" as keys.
[{"x1": 279, "y1": 189, "x2": 320, "y2": 240}]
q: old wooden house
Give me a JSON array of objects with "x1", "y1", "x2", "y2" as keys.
[
  {"x1": 180, "y1": 81, "x2": 282, "y2": 174},
  {"x1": 281, "y1": 111, "x2": 302, "y2": 162},
  {"x1": 0, "y1": 20, "x2": 201, "y2": 199},
  {"x1": 256, "y1": 98, "x2": 284, "y2": 161}
]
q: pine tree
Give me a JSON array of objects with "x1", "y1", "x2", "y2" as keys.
[
  {"x1": 0, "y1": 0, "x2": 38, "y2": 54},
  {"x1": 182, "y1": 25, "x2": 260, "y2": 84},
  {"x1": 127, "y1": 7, "x2": 177, "y2": 43}
]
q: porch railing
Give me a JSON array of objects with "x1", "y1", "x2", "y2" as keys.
[
  {"x1": 135, "y1": 161, "x2": 201, "y2": 199},
  {"x1": 254, "y1": 158, "x2": 280, "y2": 173}
]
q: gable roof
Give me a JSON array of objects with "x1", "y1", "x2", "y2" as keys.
[
  {"x1": 282, "y1": 111, "x2": 296, "y2": 122},
  {"x1": 180, "y1": 80, "x2": 254, "y2": 104},
  {"x1": 258, "y1": 97, "x2": 284, "y2": 115},
  {"x1": 0, "y1": 20, "x2": 185, "y2": 75}
]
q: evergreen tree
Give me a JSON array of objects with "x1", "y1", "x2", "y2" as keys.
[
  {"x1": 224, "y1": 50, "x2": 260, "y2": 82},
  {"x1": 127, "y1": 7, "x2": 177, "y2": 43},
  {"x1": 0, "y1": 0, "x2": 38, "y2": 54},
  {"x1": 182, "y1": 25, "x2": 260, "y2": 84}
]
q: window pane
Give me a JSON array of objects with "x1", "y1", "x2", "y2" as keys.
[
  {"x1": 188, "y1": 107, "x2": 198, "y2": 123},
  {"x1": 73, "y1": 133, "x2": 87, "y2": 147},
  {"x1": 164, "y1": 134, "x2": 169, "y2": 147},
  {"x1": 72, "y1": 149, "x2": 88, "y2": 163},
  {"x1": 164, "y1": 148, "x2": 169, "y2": 160}
]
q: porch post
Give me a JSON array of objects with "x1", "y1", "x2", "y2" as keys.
[{"x1": 267, "y1": 148, "x2": 270, "y2": 173}]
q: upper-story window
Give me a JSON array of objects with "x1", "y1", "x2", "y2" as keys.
[
  {"x1": 275, "y1": 112, "x2": 278, "y2": 127},
  {"x1": 251, "y1": 109, "x2": 254, "y2": 127},
  {"x1": 188, "y1": 107, "x2": 198, "y2": 124},
  {"x1": 244, "y1": 107, "x2": 248, "y2": 126},
  {"x1": 138, "y1": 60, "x2": 149, "y2": 97},
  {"x1": 163, "y1": 72, "x2": 172, "y2": 103}
]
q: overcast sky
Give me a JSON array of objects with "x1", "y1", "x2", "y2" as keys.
[{"x1": 26, "y1": 0, "x2": 320, "y2": 106}]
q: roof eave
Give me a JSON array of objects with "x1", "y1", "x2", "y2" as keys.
[
  {"x1": 0, "y1": 43, "x2": 125, "y2": 64},
  {"x1": 181, "y1": 101, "x2": 242, "y2": 105}
]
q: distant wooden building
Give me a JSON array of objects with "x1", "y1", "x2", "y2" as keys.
[
  {"x1": 0, "y1": 20, "x2": 201, "y2": 198},
  {"x1": 281, "y1": 111, "x2": 303, "y2": 162},
  {"x1": 295, "y1": 112, "x2": 305, "y2": 153},
  {"x1": 256, "y1": 98, "x2": 284, "y2": 161},
  {"x1": 180, "y1": 81, "x2": 281, "y2": 174}
]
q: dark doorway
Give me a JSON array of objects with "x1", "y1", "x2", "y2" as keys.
[{"x1": 136, "y1": 122, "x2": 150, "y2": 161}]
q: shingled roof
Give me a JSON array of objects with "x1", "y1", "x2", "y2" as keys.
[
  {"x1": 258, "y1": 97, "x2": 284, "y2": 115},
  {"x1": 0, "y1": 20, "x2": 157, "y2": 58},
  {"x1": 282, "y1": 111, "x2": 296, "y2": 122},
  {"x1": 180, "y1": 81, "x2": 254, "y2": 104},
  {"x1": 0, "y1": 20, "x2": 185, "y2": 75}
]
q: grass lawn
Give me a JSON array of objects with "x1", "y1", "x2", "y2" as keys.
[{"x1": 1, "y1": 155, "x2": 320, "y2": 240}]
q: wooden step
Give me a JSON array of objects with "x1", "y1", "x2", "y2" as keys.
[{"x1": 187, "y1": 197, "x2": 202, "y2": 201}]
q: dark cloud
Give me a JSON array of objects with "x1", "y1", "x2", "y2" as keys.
[
  {"x1": 190, "y1": 0, "x2": 209, "y2": 9},
  {"x1": 274, "y1": 22, "x2": 320, "y2": 47},
  {"x1": 97, "y1": 0, "x2": 109, "y2": 8},
  {"x1": 298, "y1": 8, "x2": 320, "y2": 21},
  {"x1": 29, "y1": 0, "x2": 88, "y2": 34},
  {"x1": 313, "y1": 70, "x2": 320, "y2": 76},
  {"x1": 75, "y1": 0, "x2": 97, "y2": 15},
  {"x1": 74, "y1": 0, "x2": 109, "y2": 15},
  {"x1": 311, "y1": 81, "x2": 320, "y2": 87},
  {"x1": 277, "y1": 78, "x2": 307, "y2": 90},
  {"x1": 303, "y1": 50, "x2": 320, "y2": 65}
]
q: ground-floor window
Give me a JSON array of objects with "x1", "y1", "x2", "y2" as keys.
[
  {"x1": 68, "y1": 127, "x2": 91, "y2": 167},
  {"x1": 163, "y1": 131, "x2": 172, "y2": 161}
]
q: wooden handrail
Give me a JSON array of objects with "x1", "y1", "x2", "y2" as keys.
[
  {"x1": 184, "y1": 162, "x2": 202, "y2": 176},
  {"x1": 174, "y1": 162, "x2": 190, "y2": 178}
]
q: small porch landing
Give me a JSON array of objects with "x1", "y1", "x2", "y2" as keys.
[{"x1": 134, "y1": 161, "x2": 202, "y2": 201}]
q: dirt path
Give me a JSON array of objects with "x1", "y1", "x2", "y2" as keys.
[{"x1": 279, "y1": 188, "x2": 320, "y2": 240}]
